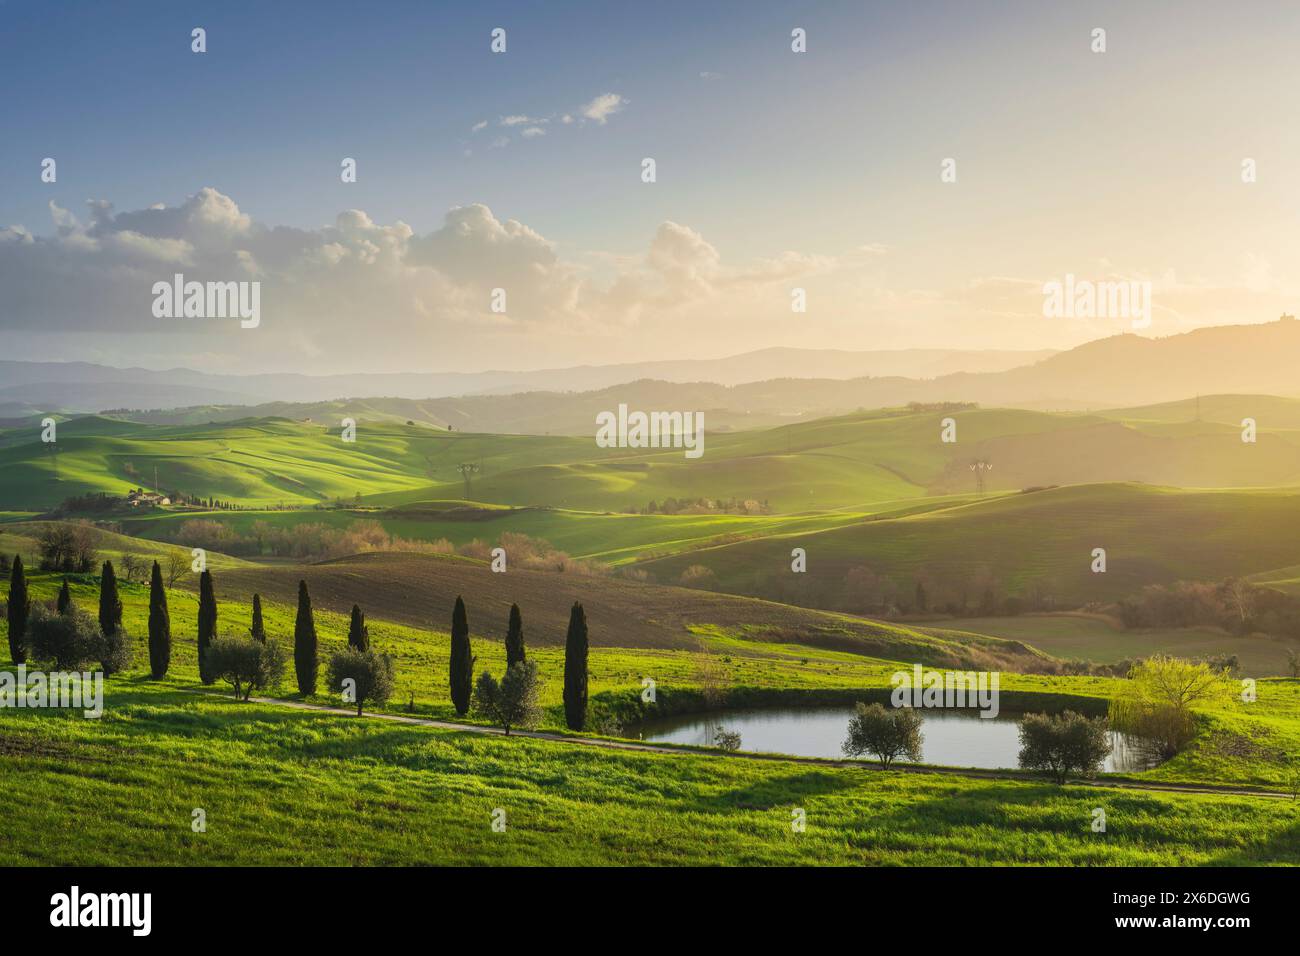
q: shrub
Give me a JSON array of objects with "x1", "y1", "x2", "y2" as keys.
[
  {"x1": 842, "y1": 702, "x2": 924, "y2": 769},
  {"x1": 328, "y1": 647, "x2": 395, "y2": 716},
  {"x1": 1017, "y1": 710, "x2": 1112, "y2": 783},
  {"x1": 27, "y1": 604, "x2": 104, "y2": 670},
  {"x1": 207, "y1": 635, "x2": 287, "y2": 701},
  {"x1": 1109, "y1": 655, "x2": 1236, "y2": 759},
  {"x1": 99, "y1": 622, "x2": 132, "y2": 675},
  {"x1": 678, "y1": 565, "x2": 716, "y2": 588},
  {"x1": 714, "y1": 728, "x2": 742, "y2": 751},
  {"x1": 474, "y1": 661, "x2": 541, "y2": 734}
]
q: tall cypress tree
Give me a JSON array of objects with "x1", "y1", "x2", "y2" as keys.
[
  {"x1": 197, "y1": 569, "x2": 218, "y2": 684},
  {"x1": 563, "y1": 602, "x2": 589, "y2": 731},
  {"x1": 6, "y1": 555, "x2": 29, "y2": 664},
  {"x1": 449, "y1": 595, "x2": 473, "y2": 716},
  {"x1": 505, "y1": 602, "x2": 525, "y2": 668},
  {"x1": 98, "y1": 560, "x2": 123, "y2": 637},
  {"x1": 57, "y1": 578, "x2": 72, "y2": 615},
  {"x1": 347, "y1": 604, "x2": 369, "y2": 651},
  {"x1": 293, "y1": 579, "x2": 318, "y2": 695},
  {"x1": 249, "y1": 593, "x2": 266, "y2": 643},
  {"x1": 147, "y1": 560, "x2": 171, "y2": 678}
]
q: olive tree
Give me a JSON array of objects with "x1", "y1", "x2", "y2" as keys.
[
  {"x1": 1017, "y1": 710, "x2": 1112, "y2": 784},
  {"x1": 206, "y1": 635, "x2": 287, "y2": 701},
  {"x1": 27, "y1": 604, "x2": 104, "y2": 670},
  {"x1": 842, "y1": 702, "x2": 924, "y2": 769},
  {"x1": 474, "y1": 661, "x2": 541, "y2": 735},
  {"x1": 328, "y1": 647, "x2": 395, "y2": 717}
]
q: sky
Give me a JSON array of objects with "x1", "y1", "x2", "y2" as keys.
[{"x1": 2, "y1": 0, "x2": 1299, "y2": 374}]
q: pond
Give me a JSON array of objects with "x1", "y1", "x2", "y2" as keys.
[{"x1": 632, "y1": 706, "x2": 1150, "y2": 772}]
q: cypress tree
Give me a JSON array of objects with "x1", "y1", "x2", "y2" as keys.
[
  {"x1": 197, "y1": 569, "x2": 218, "y2": 684},
  {"x1": 6, "y1": 555, "x2": 29, "y2": 664},
  {"x1": 57, "y1": 578, "x2": 72, "y2": 615},
  {"x1": 147, "y1": 560, "x2": 171, "y2": 678},
  {"x1": 449, "y1": 595, "x2": 474, "y2": 716},
  {"x1": 563, "y1": 602, "x2": 589, "y2": 731},
  {"x1": 98, "y1": 560, "x2": 123, "y2": 637},
  {"x1": 249, "y1": 593, "x2": 266, "y2": 643},
  {"x1": 294, "y1": 579, "x2": 318, "y2": 695},
  {"x1": 505, "y1": 602, "x2": 525, "y2": 668},
  {"x1": 347, "y1": 604, "x2": 369, "y2": 651}
]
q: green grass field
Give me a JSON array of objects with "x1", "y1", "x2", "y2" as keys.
[
  {"x1": 3, "y1": 683, "x2": 1297, "y2": 866},
  {"x1": 639, "y1": 482, "x2": 1300, "y2": 609},
  {"x1": 6, "y1": 401, "x2": 1300, "y2": 866},
  {"x1": 920, "y1": 613, "x2": 1298, "y2": 677}
]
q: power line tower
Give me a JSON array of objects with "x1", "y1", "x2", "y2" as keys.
[
  {"x1": 457, "y1": 462, "x2": 479, "y2": 499},
  {"x1": 969, "y1": 458, "x2": 992, "y2": 494}
]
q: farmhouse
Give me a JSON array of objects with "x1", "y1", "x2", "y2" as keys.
[{"x1": 126, "y1": 489, "x2": 171, "y2": 507}]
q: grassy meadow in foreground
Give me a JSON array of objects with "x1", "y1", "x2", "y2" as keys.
[{"x1": 2, "y1": 685, "x2": 1298, "y2": 867}]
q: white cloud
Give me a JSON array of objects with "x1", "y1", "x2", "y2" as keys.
[
  {"x1": 580, "y1": 92, "x2": 625, "y2": 124},
  {"x1": 521, "y1": 126, "x2": 546, "y2": 138},
  {"x1": 0, "y1": 187, "x2": 852, "y2": 370},
  {"x1": 470, "y1": 120, "x2": 488, "y2": 133}
]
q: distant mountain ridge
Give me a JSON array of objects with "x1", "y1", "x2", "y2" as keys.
[
  {"x1": 5, "y1": 319, "x2": 1300, "y2": 433},
  {"x1": 0, "y1": 347, "x2": 1051, "y2": 412}
]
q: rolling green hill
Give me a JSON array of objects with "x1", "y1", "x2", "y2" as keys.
[
  {"x1": 636, "y1": 483, "x2": 1300, "y2": 609},
  {"x1": 9, "y1": 400, "x2": 1300, "y2": 514}
]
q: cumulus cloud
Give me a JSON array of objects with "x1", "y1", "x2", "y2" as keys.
[{"x1": 0, "y1": 187, "x2": 854, "y2": 370}]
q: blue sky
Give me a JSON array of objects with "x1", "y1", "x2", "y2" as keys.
[{"x1": 2, "y1": 0, "x2": 1298, "y2": 372}]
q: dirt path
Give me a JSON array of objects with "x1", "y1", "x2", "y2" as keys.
[{"x1": 201, "y1": 690, "x2": 1294, "y2": 800}]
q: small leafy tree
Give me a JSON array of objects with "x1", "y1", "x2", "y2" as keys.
[
  {"x1": 474, "y1": 661, "x2": 541, "y2": 734},
  {"x1": 505, "y1": 603, "x2": 525, "y2": 668},
  {"x1": 1109, "y1": 655, "x2": 1236, "y2": 759},
  {"x1": 1017, "y1": 711, "x2": 1112, "y2": 783},
  {"x1": 293, "y1": 580, "x2": 318, "y2": 695},
  {"x1": 563, "y1": 602, "x2": 589, "y2": 730},
  {"x1": 99, "y1": 621, "x2": 131, "y2": 675},
  {"x1": 197, "y1": 570, "x2": 218, "y2": 684},
  {"x1": 164, "y1": 550, "x2": 189, "y2": 587},
  {"x1": 448, "y1": 596, "x2": 474, "y2": 716},
  {"x1": 6, "y1": 554, "x2": 30, "y2": 664},
  {"x1": 842, "y1": 702, "x2": 924, "y2": 769},
  {"x1": 714, "y1": 727, "x2": 742, "y2": 751},
  {"x1": 328, "y1": 647, "x2": 395, "y2": 716},
  {"x1": 347, "y1": 604, "x2": 369, "y2": 652},
  {"x1": 249, "y1": 593, "x2": 266, "y2": 643},
  {"x1": 27, "y1": 604, "x2": 104, "y2": 670},
  {"x1": 147, "y1": 560, "x2": 171, "y2": 678},
  {"x1": 207, "y1": 635, "x2": 287, "y2": 701}
]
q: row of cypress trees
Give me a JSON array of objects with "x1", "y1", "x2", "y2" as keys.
[
  {"x1": 8, "y1": 553, "x2": 591, "y2": 728},
  {"x1": 447, "y1": 596, "x2": 589, "y2": 730}
]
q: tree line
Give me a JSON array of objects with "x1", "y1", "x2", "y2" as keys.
[{"x1": 5, "y1": 554, "x2": 593, "y2": 732}]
